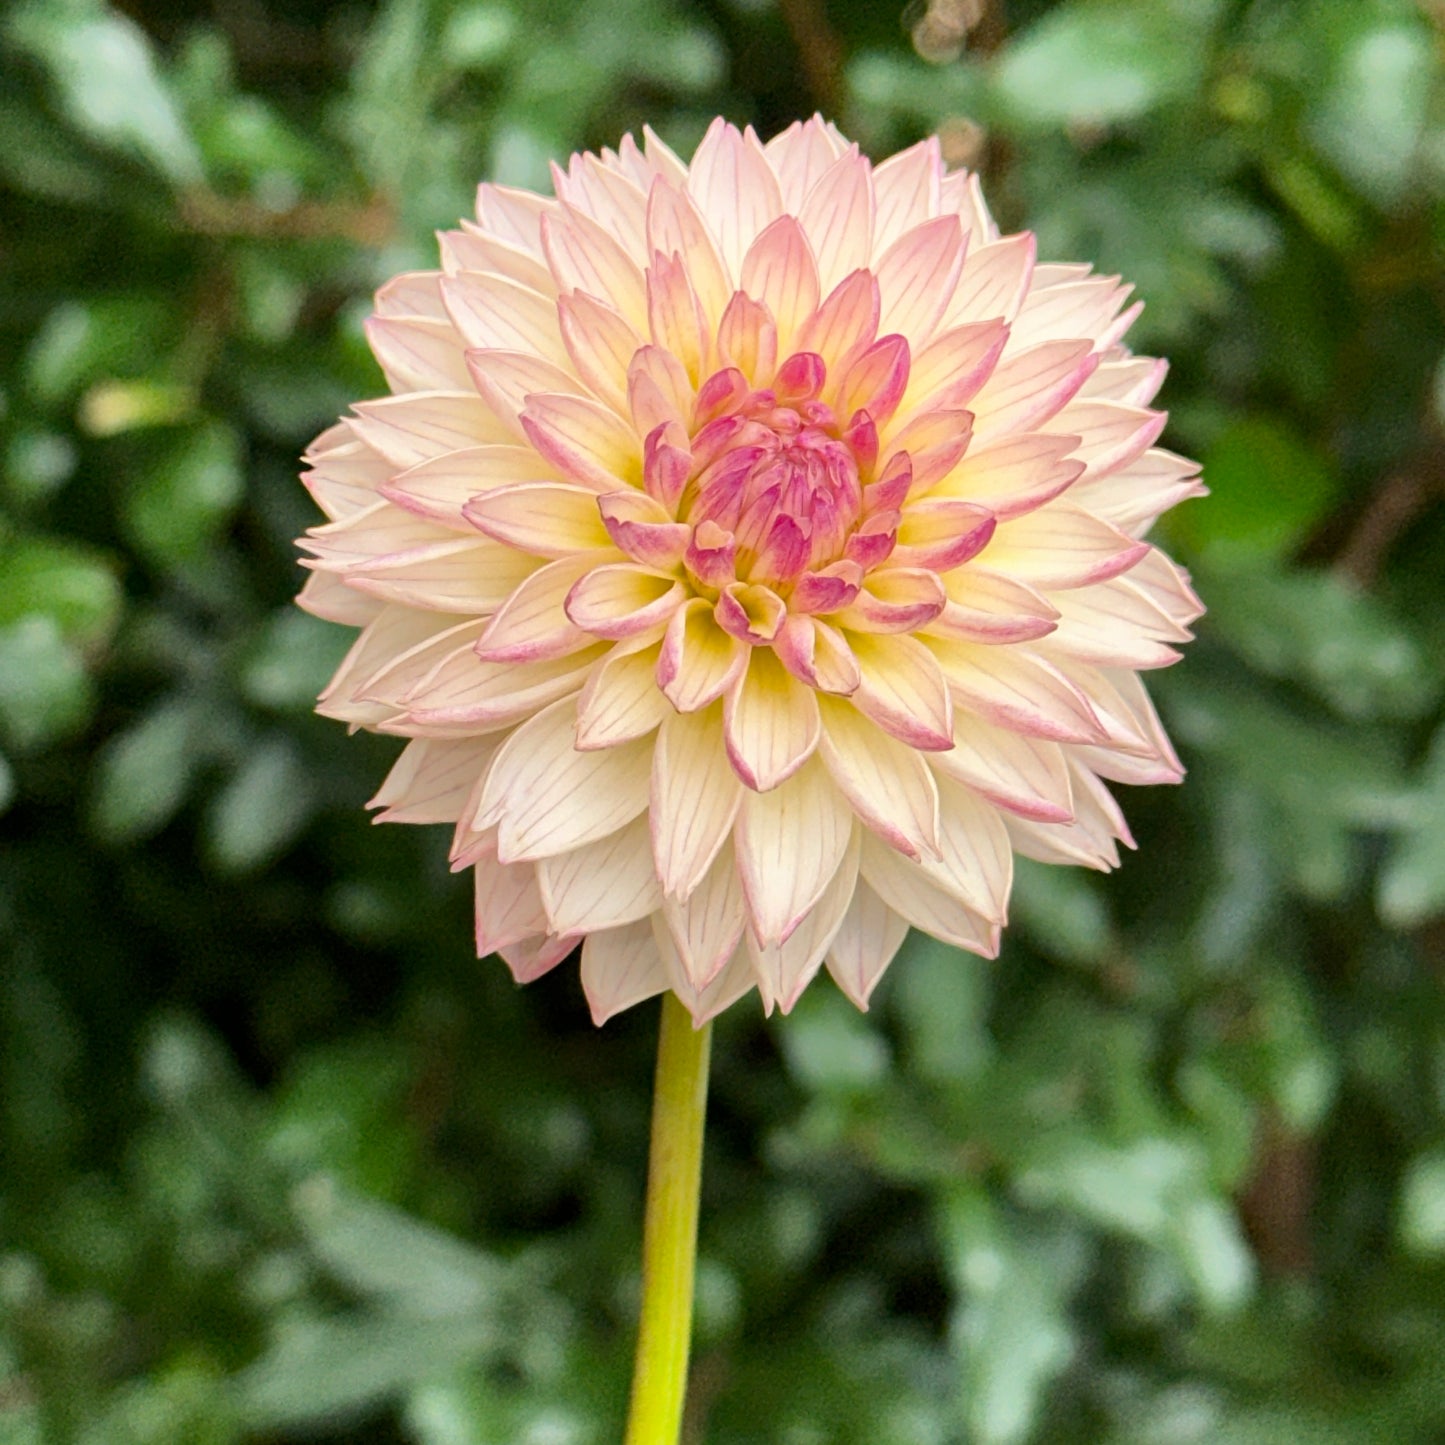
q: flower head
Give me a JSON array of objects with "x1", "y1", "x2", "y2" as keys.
[{"x1": 298, "y1": 117, "x2": 1203, "y2": 1025}]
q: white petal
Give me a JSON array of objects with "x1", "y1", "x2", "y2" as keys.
[
  {"x1": 475, "y1": 696, "x2": 652, "y2": 862},
  {"x1": 651, "y1": 703, "x2": 744, "y2": 897},
  {"x1": 749, "y1": 828, "x2": 860, "y2": 1013},
  {"x1": 537, "y1": 815, "x2": 663, "y2": 934},
  {"x1": 736, "y1": 755, "x2": 852, "y2": 945},
  {"x1": 581, "y1": 920, "x2": 668, "y2": 1024},
  {"x1": 817, "y1": 696, "x2": 941, "y2": 861},
  {"x1": 825, "y1": 882, "x2": 910, "y2": 1009}
]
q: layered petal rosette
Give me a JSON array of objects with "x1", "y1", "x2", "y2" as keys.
[{"x1": 298, "y1": 117, "x2": 1204, "y2": 1025}]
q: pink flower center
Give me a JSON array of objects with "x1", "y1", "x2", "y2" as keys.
[{"x1": 651, "y1": 353, "x2": 895, "y2": 600}]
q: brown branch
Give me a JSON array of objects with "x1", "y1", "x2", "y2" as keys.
[
  {"x1": 777, "y1": 0, "x2": 846, "y2": 118},
  {"x1": 178, "y1": 190, "x2": 395, "y2": 245},
  {"x1": 1333, "y1": 436, "x2": 1445, "y2": 589}
]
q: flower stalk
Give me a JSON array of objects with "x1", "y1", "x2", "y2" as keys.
[{"x1": 625, "y1": 993, "x2": 713, "y2": 1445}]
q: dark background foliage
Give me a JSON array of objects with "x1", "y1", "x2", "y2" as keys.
[{"x1": 2, "y1": 0, "x2": 1443, "y2": 1440}]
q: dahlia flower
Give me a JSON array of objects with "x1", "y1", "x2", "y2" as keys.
[{"x1": 298, "y1": 117, "x2": 1203, "y2": 1026}]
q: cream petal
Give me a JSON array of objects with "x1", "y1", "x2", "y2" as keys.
[
  {"x1": 557, "y1": 291, "x2": 644, "y2": 416},
  {"x1": 942, "y1": 168, "x2": 1000, "y2": 244},
  {"x1": 1002, "y1": 762, "x2": 1132, "y2": 870},
  {"x1": 896, "y1": 318, "x2": 1008, "y2": 422},
  {"x1": 844, "y1": 631, "x2": 954, "y2": 750},
  {"x1": 474, "y1": 851, "x2": 549, "y2": 955},
  {"x1": 858, "y1": 835, "x2": 999, "y2": 956},
  {"x1": 923, "y1": 566, "x2": 1059, "y2": 645},
  {"x1": 463, "y1": 482, "x2": 614, "y2": 556},
  {"x1": 350, "y1": 393, "x2": 512, "y2": 467},
  {"x1": 329, "y1": 537, "x2": 540, "y2": 614},
  {"x1": 749, "y1": 828, "x2": 860, "y2": 1014},
  {"x1": 874, "y1": 214, "x2": 965, "y2": 342},
  {"x1": 764, "y1": 116, "x2": 846, "y2": 211},
  {"x1": 565, "y1": 564, "x2": 685, "y2": 639},
  {"x1": 1009, "y1": 275, "x2": 1135, "y2": 352},
  {"x1": 927, "y1": 431, "x2": 1084, "y2": 519},
  {"x1": 651, "y1": 703, "x2": 744, "y2": 897},
  {"x1": 466, "y1": 350, "x2": 586, "y2": 438},
  {"x1": 797, "y1": 146, "x2": 875, "y2": 292},
  {"x1": 521, "y1": 391, "x2": 644, "y2": 492},
  {"x1": 575, "y1": 638, "x2": 671, "y2": 749},
  {"x1": 687, "y1": 118, "x2": 783, "y2": 279},
  {"x1": 921, "y1": 773, "x2": 1013, "y2": 922},
  {"x1": 943, "y1": 232, "x2": 1035, "y2": 328},
  {"x1": 537, "y1": 815, "x2": 663, "y2": 934},
  {"x1": 474, "y1": 553, "x2": 599, "y2": 663},
  {"x1": 628, "y1": 345, "x2": 695, "y2": 437},
  {"x1": 825, "y1": 881, "x2": 910, "y2": 1009},
  {"x1": 439, "y1": 223, "x2": 557, "y2": 294},
  {"x1": 382, "y1": 444, "x2": 559, "y2": 528},
  {"x1": 400, "y1": 645, "x2": 606, "y2": 733},
  {"x1": 1079, "y1": 355, "x2": 1169, "y2": 407},
  {"x1": 656, "y1": 926, "x2": 758, "y2": 1025},
  {"x1": 928, "y1": 638, "x2": 1108, "y2": 744},
  {"x1": 723, "y1": 646, "x2": 822, "y2": 791},
  {"x1": 646, "y1": 251, "x2": 708, "y2": 386},
  {"x1": 736, "y1": 755, "x2": 852, "y2": 944},
  {"x1": 369, "y1": 737, "x2": 498, "y2": 823},
  {"x1": 374, "y1": 270, "x2": 449, "y2": 319},
  {"x1": 499, "y1": 932, "x2": 579, "y2": 984},
  {"x1": 366, "y1": 317, "x2": 474, "y2": 393},
  {"x1": 475, "y1": 182, "x2": 552, "y2": 254},
  {"x1": 871, "y1": 136, "x2": 943, "y2": 253},
  {"x1": 297, "y1": 569, "x2": 385, "y2": 626},
  {"x1": 1039, "y1": 400, "x2": 1168, "y2": 481},
  {"x1": 542, "y1": 205, "x2": 648, "y2": 326},
  {"x1": 320, "y1": 607, "x2": 472, "y2": 713},
  {"x1": 476, "y1": 695, "x2": 653, "y2": 862},
  {"x1": 657, "y1": 598, "x2": 748, "y2": 712},
  {"x1": 971, "y1": 339, "x2": 1098, "y2": 438},
  {"x1": 795, "y1": 269, "x2": 880, "y2": 375},
  {"x1": 645, "y1": 178, "x2": 732, "y2": 326},
  {"x1": 661, "y1": 840, "x2": 747, "y2": 989},
  {"x1": 739, "y1": 216, "x2": 821, "y2": 356},
  {"x1": 817, "y1": 696, "x2": 941, "y2": 861},
  {"x1": 984, "y1": 504, "x2": 1149, "y2": 589},
  {"x1": 1070, "y1": 447, "x2": 1203, "y2": 534},
  {"x1": 581, "y1": 920, "x2": 668, "y2": 1024},
  {"x1": 441, "y1": 271, "x2": 571, "y2": 368}
]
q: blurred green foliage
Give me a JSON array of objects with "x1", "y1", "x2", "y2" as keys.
[{"x1": 2, "y1": 0, "x2": 1444, "y2": 1441}]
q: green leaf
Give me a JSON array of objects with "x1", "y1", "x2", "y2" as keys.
[
  {"x1": 939, "y1": 1189, "x2": 1080, "y2": 1445},
  {"x1": 1399, "y1": 1149, "x2": 1445, "y2": 1257},
  {"x1": 779, "y1": 987, "x2": 892, "y2": 1094},
  {"x1": 1179, "y1": 417, "x2": 1338, "y2": 565},
  {"x1": 0, "y1": 536, "x2": 122, "y2": 647},
  {"x1": 991, "y1": 3, "x2": 1206, "y2": 128},
  {"x1": 204, "y1": 736, "x2": 315, "y2": 874},
  {"x1": 1203, "y1": 567, "x2": 1438, "y2": 721},
  {"x1": 1307, "y1": 10, "x2": 1433, "y2": 209},
  {"x1": 0, "y1": 616, "x2": 93, "y2": 750},
  {"x1": 1379, "y1": 725, "x2": 1445, "y2": 927},
  {"x1": 239, "y1": 610, "x2": 352, "y2": 713},
  {"x1": 7, "y1": 2, "x2": 203, "y2": 186},
  {"x1": 124, "y1": 422, "x2": 244, "y2": 566},
  {"x1": 25, "y1": 297, "x2": 177, "y2": 406},
  {"x1": 88, "y1": 699, "x2": 201, "y2": 843}
]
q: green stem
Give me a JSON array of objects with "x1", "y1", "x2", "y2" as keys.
[{"x1": 624, "y1": 992, "x2": 713, "y2": 1445}]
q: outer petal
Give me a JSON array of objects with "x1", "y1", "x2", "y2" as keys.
[
  {"x1": 749, "y1": 828, "x2": 860, "y2": 1014},
  {"x1": 817, "y1": 696, "x2": 941, "y2": 861},
  {"x1": 736, "y1": 755, "x2": 852, "y2": 944},
  {"x1": 581, "y1": 920, "x2": 669, "y2": 1024},
  {"x1": 825, "y1": 881, "x2": 910, "y2": 1009},
  {"x1": 661, "y1": 840, "x2": 747, "y2": 990},
  {"x1": 475, "y1": 696, "x2": 653, "y2": 861},
  {"x1": 651, "y1": 704, "x2": 744, "y2": 897},
  {"x1": 537, "y1": 815, "x2": 664, "y2": 933}
]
